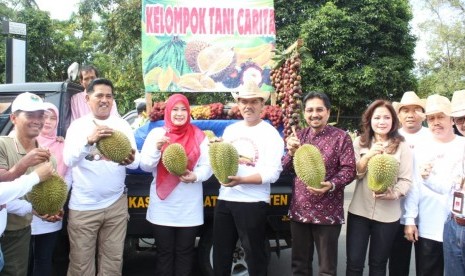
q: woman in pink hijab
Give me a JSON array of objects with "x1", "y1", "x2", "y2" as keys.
[{"x1": 30, "y1": 102, "x2": 70, "y2": 276}]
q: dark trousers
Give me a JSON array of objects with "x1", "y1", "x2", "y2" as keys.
[
  {"x1": 0, "y1": 226, "x2": 31, "y2": 276},
  {"x1": 213, "y1": 200, "x2": 268, "y2": 276},
  {"x1": 290, "y1": 221, "x2": 342, "y2": 276},
  {"x1": 28, "y1": 231, "x2": 60, "y2": 276},
  {"x1": 346, "y1": 212, "x2": 399, "y2": 276},
  {"x1": 153, "y1": 224, "x2": 199, "y2": 276},
  {"x1": 416, "y1": 237, "x2": 444, "y2": 276},
  {"x1": 388, "y1": 224, "x2": 419, "y2": 276}
]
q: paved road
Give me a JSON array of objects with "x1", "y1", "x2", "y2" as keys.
[{"x1": 121, "y1": 183, "x2": 416, "y2": 275}]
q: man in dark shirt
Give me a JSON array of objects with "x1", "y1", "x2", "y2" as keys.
[{"x1": 282, "y1": 91, "x2": 356, "y2": 275}]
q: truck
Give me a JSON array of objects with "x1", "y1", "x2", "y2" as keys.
[{"x1": 0, "y1": 81, "x2": 293, "y2": 275}]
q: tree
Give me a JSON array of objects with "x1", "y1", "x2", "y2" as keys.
[
  {"x1": 416, "y1": 0, "x2": 465, "y2": 98},
  {"x1": 302, "y1": 1, "x2": 416, "y2": 119}
]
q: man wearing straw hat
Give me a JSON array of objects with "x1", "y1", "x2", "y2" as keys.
[
  {"x1": 212, "y1": 80, "x2": 284, "y2": 276},
  {"x1": 451, "y1": 90, "x2": 465, "y2": 136},
  {"x1": 442, "y1": 89, "x2": 465, "y2": 275},
  {"x1": 389, "y1": 91, "x2": 430, "y2": 276},
  {"x1": 404, "y1": 94, "x2": 465, "y2": 276}
]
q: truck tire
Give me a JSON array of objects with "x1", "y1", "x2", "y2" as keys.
[
  {"x1": 123, "y1": 236, "x2": 139, "y2": 264},
  {"x1": 197, "y1": 227, "x2": 270, "y2": 276}
]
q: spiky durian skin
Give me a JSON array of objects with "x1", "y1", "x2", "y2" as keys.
[
  {"x1": 367, "y1": 154, "x2": 399, "y2": 193},
  {"x1": 27, "y1": 174, "x2": 68, "y2": 215},
  {"x1": 209, "y1": 142, "x2": 239, "y2": 184},
  {"x1": 293, "y1": 144, "x2": 326, "y2": 189},
  {"x1": 162, "y1": 143, "x2": 188, "y2": 176},
  {"x1": 97, "y1": 130, "x2": 132, "y2": 163}
]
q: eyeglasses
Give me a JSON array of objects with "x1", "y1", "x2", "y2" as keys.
[{"x1": 455, "y1": 117, "x2": 465, "y2": 125}]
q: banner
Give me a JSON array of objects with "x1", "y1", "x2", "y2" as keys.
[{"x1": 142, "y1": 0, "x2": 276, "y2": 93}]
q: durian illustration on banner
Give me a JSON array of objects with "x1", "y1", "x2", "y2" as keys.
[{"x1": 142, "y1": 0, "x2": 277, "y2": 93}]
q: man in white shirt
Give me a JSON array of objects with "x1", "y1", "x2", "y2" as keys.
[
  {"x1": 389, "y1": 91, "x2": 430, "y2": 276},
  {"x1": 212, "y1": 81, "x2": 284, "y2": 276},
  {"x1": 403, "y1": 94, "x2": 465, "y2": 276},
  {"x1": 63, "y1": 78, "x2": 140, "y2": 276}
]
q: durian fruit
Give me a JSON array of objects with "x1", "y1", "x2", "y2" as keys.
[
  {"x1": 293, "y1": 144, "x2": 326, "y2": 189},
  {"x1": 27, "y1": 173, "x2": 68, "y2": 216},
  {"x1": 203, "y1": 130, "x2": 216, "y2": 140},
  {"x1": 97, "y1": 130, "x2": 132, "y2": 163},
  {"x1": 185, "y1": 40, "x2": 210, "y2": 72},
  {"x1": 197, "y1": 45, "x2": 236, "y2": 82},
  {"x1": 209, "y1": 142, "x2": 239, "y2": 184},
  {"x1": 367, "y1": 154, "x2": 399, "y2": 193},
  {"x1": 162, "y1": 143, "x2": 188, "y2": 176}
]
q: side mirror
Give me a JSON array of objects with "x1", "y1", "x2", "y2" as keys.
[{"x1": 67, "y1": 62, "x2": 79, "y2": 81}]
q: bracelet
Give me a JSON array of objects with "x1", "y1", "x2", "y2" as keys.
[{"x1": 329, "y1": 182, "x2": 336, "y2": 192}]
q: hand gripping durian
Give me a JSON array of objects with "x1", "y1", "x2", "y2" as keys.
[
  {"x1": 162, "y1": 143, "x2": 188, "y2": 176},
  {"x1": 27, "y1": 173, "x2": 67, "y2": 216},
  {"x1": 293, "y1": 144, "x2": 326, "y2": 189},
  {"x1": 367, "y1": 153, "x2": 399, "y2": 194},
  {"x1": 209, "y1": 142, "x2": 239, "y2": 184}
]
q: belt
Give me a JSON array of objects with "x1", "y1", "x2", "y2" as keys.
[{"x1": 451, "y1": 213, "x2": 465, "y2": 226}]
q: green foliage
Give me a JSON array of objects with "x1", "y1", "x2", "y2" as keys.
[
  {"x1": 416, "y1": 0, "x2": 465, "y2": 97},
  {"x1": 297, "y1": 0, "x2": 417, "y2": 116}
]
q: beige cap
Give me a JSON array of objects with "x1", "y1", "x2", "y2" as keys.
[
  {"x1": 231, "y1": 80, "x2": 270, "y2": 102},
  {"x1": 424, "y1": 94, "x2": 451, "y2": 116},
  {"x1": 451, "y1": 90, "x2": 465, "y2": 118},
  {"x1": 392, "y1": 91, "x2": 426, "y2": 114}
]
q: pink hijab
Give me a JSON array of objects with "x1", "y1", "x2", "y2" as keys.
[
  {"x1": 36, "y1": 103, "x2": 67, "y2": 177},
  {"x1": 156, "y1": 94, "x2": 205, "y2": 200}
]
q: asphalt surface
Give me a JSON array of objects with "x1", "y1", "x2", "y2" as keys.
[
  {"x1": 121, "y1": 183, "x2": 416, "y2": 275},
  {"x1": 50, "y1": 183, "x2": 415, "y2": 275}
]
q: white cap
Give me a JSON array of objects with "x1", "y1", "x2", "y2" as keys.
[{"x1": 11, "y1": 92, "x2": 47, "y2": 112}]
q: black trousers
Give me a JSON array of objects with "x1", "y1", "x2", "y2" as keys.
[
  {"x1": 290, "y1": 221, "x2": 342, "y2": 276},
  {"x1": 28, "y1": 230, "x2": 60, "y2": 276},
  {"x1": 388, "y1": 224, "x2": 419, "y2": 276},
  {"x1": 416, "y1": 237, "x2": 444, "y2": 276},
  {"x1": 346, "y1": 212, "x2": 400, "y2": 276},
  {"x1": 213, "y1": 200, "x2": 268, "y2": 276},
  {"x1": 152, "y1": 224, "x2": 199, "y2": 276}
]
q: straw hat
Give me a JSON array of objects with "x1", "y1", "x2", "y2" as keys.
[
  {"x1": 392, "y1": 91, "x2": 426, "y2": 114},
  {"x1": 451, "y1": 90, "x2": 465, "y2": 118},
  {"x1": 424, "y1": 94, "x2": 451, "y2": 116},
  {"x1": 231, "y1": 80, "x2": 270, "y2": 102}
]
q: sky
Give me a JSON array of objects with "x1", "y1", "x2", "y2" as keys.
[
  {"x1": 34, "y1": 0, "x2": 431, "y2": 61},
  {"x1": 35, "y1": 0, "x2": 80, "y2": 21}
]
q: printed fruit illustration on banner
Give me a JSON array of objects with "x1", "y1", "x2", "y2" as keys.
[{"x1": 142, "y1": 0, "x2": 277, "y2": 92}]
